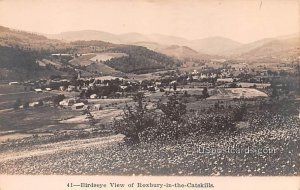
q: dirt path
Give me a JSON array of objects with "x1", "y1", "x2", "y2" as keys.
[{"x1": 0, "y1": 134, "x2": 124, "y2": 162}]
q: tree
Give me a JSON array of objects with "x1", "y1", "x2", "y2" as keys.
[
  {"x1": 13, "y1": 99, "x2": 21, "y2": 110},
  {"x1": 202, "y1": 87, "x2": 209, "y2": 98},
  {"x1": 158, "y1": 94, "x2": 187, "y2": 122},
  {"x1": 114, "y1": 92, "x2": 156, "y2": 143},
  {"x1": 52, "y1": 94, "x2": 65, "y2": 105},
  {"x1": 23, "y1": 101, "x2": 29, "y2": 109},
  {"x1": 232, "y1": 104, "x2": 247, "y2": 122},
  {"x1": 271, "y1": 85, "x2": 278, "y2": 99},
  {"x1": 173, "y1": 83, "x2": 177, "y2": 91},
  {"x1": 83, "y1": 109, "x2": 96, "y2": 126}
]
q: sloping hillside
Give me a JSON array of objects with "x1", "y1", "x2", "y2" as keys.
[
  {"x1": 0, "y1": 26, "x2": 72, "y2": 52},
  {"x1": 240, "y1": 37, "x2": 300, "y2": 59},
  {"x1": 47, "y1": 30, "x2": 244, "y2": 55},
  {"x1": 157, "y1": 45, "x2": 215, "y2": 60},
  {"x1": 70, "y1": 40, "x2": 117, "y2": 54},
  {"x1": 223, "y1": 34, "x2": 300, "y2": 60},
  {"x1": 104, "y1": 46, "x2": 181, "y2": 74},
  {"x1": 47, "y1": 30, "x2": 121, "y2": 44},
  {"x1": 189, "y1": 37, "x2": 243, "y2": 55}
]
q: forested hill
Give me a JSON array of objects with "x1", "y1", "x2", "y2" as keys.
[
  {"x1": 104, "y1": 46, "x2": 181, "y2": 74},
  {"x1": 0, "y1": 46, "x2": 47, "y2": 80},
  {"x1": 0, "y1": 25, "x2": 73, "y2": 53}
]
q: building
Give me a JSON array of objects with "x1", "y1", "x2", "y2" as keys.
[
  {"x1": 9, "y1": 82, "x2": 19, "y2": 85},
  {"x1": 217, "y1": 78, "x2": 234, "y2": 83},
  {"x1": 90, "y1": 94, "x2": 98, "y2": 99},
  {"x1": 67, "y1": 85, "x2": 76, "y2": 92},
  {"x1": 59, "y1": 86, "x2": 66, "y2": 91},
  {"x1": 34, "y1": 89, "x2": 43, "y2": 93},
  {"x1": 71, "y1": 103, "x2": 86, "y2": 110},
  {"x1": 29, "y1": 102, "x2": 40, "y2": 107},
  {"x1": 91, "y1": 104, "x2": 101, "y2": 111},
  {"x1": 59, "y1": 98, "x2": 76, "y2": 107}
]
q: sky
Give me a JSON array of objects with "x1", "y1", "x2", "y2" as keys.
[{"x1": 0, "y1": 0, "x2": 299, "y2": 43}]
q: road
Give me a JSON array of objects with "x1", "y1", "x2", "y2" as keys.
[{"x1": 0, "y1": 134, "x2": 124, "y2": 162}]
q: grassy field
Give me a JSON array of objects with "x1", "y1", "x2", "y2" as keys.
[
  {"x1": 0, "y1": 112, "x2": 298, "y2": 175},
  {"x1": 0, "y1": 84, "x2": 55, "y2": 110},
  {"x1": 0, "y1": 106, "x2": 82, "y2": 134},
  {"x1": 89, "y1": 53, "x2": 127, "y2": 62}
]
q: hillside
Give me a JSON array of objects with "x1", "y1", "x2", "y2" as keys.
[
  {"x1": 240, "y1": 37, "x2": 300, "y2": 59},
  {"x1": 0, "y1": 26, "x2": 72, "y2": 52},
  {"x1": 188, "y1": 37, "x2": 243, "y2": 55},
  {"x1": 0, "y1": 46, "x2": 74, "y2": 81},
  {"x1": 223, "y1": 34, "x2": 300, "y2": 60},
  {"x1": 70, "y1": 40, "x2": 117, "y2": 54},
  {"x1": 104, "y1": 46, "x2": 181, "y2": 74},
  {"x1": 47, "y1": 30, "x2": 243, "y2": 55},
  {"x1": 157, "y1": 45, "x2": 215, "y2": 61},
  {"x1": 47, "y1": 30, "x2": 121, "y2": 44}
]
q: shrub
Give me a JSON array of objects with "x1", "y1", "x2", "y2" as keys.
[
  {"x1": 114, "y1": 92, "x2": 156, "y2": 143},
  {"x1": 157, "y1": 94, "x2": 186, "y2": 122}
]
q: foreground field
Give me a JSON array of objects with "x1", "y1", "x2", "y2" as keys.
[{"x1": 0, "y1": 112, "x2": 299, "y2": 175}]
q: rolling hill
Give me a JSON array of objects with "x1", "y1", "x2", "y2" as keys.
[
  {"x1": 0, "y1": 26, "x2": 72, "y2": 52},
  {"x1": 103, "y1": 46, "x2": 181, "y2": 74},
  {"x1": 223, "y1": 34, "x2": 300, "y2": 60},
  {"x1": 188, "y1": 37, "x2": 243, "y2": 55},
  {"x1": 46, "y1": 30, "x2": 243, "y2": 55},
  {"x1": 47, "y1": 30, "x2": 121, "y2": 44},
  {"x1": 157, "y1": 45, "x2": 216, "y2": 60}
]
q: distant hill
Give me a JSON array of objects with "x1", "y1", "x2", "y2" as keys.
[
  {"x1": 70, "y1": 40, "x2": 117, "y2": 54},
  {"x1": 0, "y1": 25, "x2": 71, "y2": 52},
  {"x1": 224, "y1": 34, "x2": 300, "y2": 60},
  {"x1": 241, "y1": 37, "x2": 300, "y2": 59},
  {"x1": 188, "y1": 37, "x2": 243, "y2": 55},
  {"x1": 131, "y1": 41, "x2": 166, "y2": 51},
  {"x1": 47, "y1": 30, "x2": 121, "y2": 44},
  {"x1": 157, "y1": 45, "x2": 217, "y2": 60},
  {"x1": 46, "y1": 30, "x2": 243, "y2": 55}
]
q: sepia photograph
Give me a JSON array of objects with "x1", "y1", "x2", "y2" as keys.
[{"x1": 0, "y1": 0, "x2": 299, "y2": 184}]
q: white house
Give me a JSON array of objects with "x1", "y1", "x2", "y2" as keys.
[
  {"x1": 29, "y1": 102, "x2": 40, "y2": 107},
  {"x1": 59, "y1": 98, "x2": 76, "y2": 107},
  {"x1": 34, "y1": 89, "x2": 43, "y2": 93},
  {"x1": 71, "y1": 103, "x2": 86, "y2": 110},
  {"x1": 67, "y1": 85, "x2": 76, "y2": 92},
  {"x1": 92, "y1": 104, "x2": 101, "y2": 111},
  {"x1": 90, "y1": 94, "x2": 98, "y2": 99},
  {"x1": 9, "y1": 82, "x2": 19, "y2": 85},
  {"x1": 59, "y1": 86, "x2": 66, "y2": 91},
  {"x1": 217, "y1": 78, "x2": 234, "y2": 83}
]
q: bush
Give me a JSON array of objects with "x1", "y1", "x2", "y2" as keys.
[
  {"x1": 232, "y1": 104, "x2": 247, "y2": 122},
  {"x1": 114, "y1": 93, "x2": 237, "y2": 144},
  {"x1": 13, "y1": 99, "x2": 21, "y2": 110},
  {"x1": 157, "y1": 94, "x2": 186, "y2": 122}
]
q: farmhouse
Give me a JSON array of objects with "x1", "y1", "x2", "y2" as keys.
[
  {"x1": 67, "y1": 85, "x2": 76, "y2": 92},
  {"x1": 217, "y1": 78, "x2": 234, "y2": 83},
  {"x1": 59, "y1": 98, "x2": 76, "y2": 107},
  {"x1": 45, "y1": 88, "x2": 52, "y2": 91},
  {"x1": 29, "y1": 102, "x2": 40, "y2": 107},
  {"x1": 90, "y1": 94, "x2": 98, "y2": 99},
  {"x1": 59, "y1": 86, "x2": 66, "y2": 91},
  {"x1": 91, "y1": 104, "x2": 101, "y2": 111},
  {"x1": 34, "y1": 88, "x2": 43, "y2": 93},
  {"x1": 9, "y1": 82, "x2": 19, "y2": 85},
  {"x1": 71, "y1": 102, "x2": 86, "y2": 110}
]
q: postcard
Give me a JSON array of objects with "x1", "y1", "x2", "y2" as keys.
[{"x1": 0, "y1": 0, "x2": 299, "y2": 189}]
